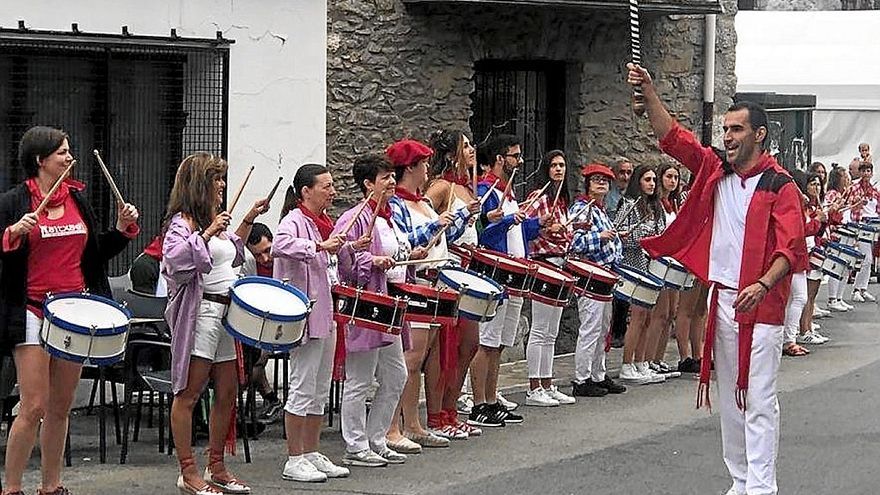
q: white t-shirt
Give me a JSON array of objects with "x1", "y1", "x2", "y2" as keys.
[
  {"x1": 495, "y1": 191, "x2": 526, "y2": 258},
  {"x1": 202, "y1": 236, "x2": 237, "y2": 294},
  {"x1": 376, "y1": 219, "x2": 407, "y2": 284},
  {"x1": 708, "y1": 173, "x2": 761, "y2": 288},
  {"x1": 451, "y1": 196, "x2": 479, "y2": 246}
]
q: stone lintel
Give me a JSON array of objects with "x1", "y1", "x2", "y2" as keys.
[{"x1": 402, "y1": 0, "x2": 723, "y2": 15}]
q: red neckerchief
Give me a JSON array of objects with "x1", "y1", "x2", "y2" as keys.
[
  {"x1": 480, "y1": 172, "x2": 513, "y2": 200},
  {"x1": 732, "y1": 155, "x2": 774, "y2": 187},
  {"x1": 26, "y1": 176, "x2": 85, "y2": 212},
  {"x1": 143, "y1": 235, "x2": 164, "y2": 261},
  {"x1": 442, "y1": 169, "x2": 470, "y2": 187},
  {"x1": 661, "y1": 197, "x2": 676, "y2": 214},
  {"x1": 858, "y1": 178, "x2": 876, "y2": 195},
  {"x1": 395, "y1": 186, "x2": 423, "y2": 202},
  {"x1": 368, "y1": 198, "x2": 393, "y2": 225},
  {"x1": 299, "y1": 203, "x2": 335, "y2": 241}
]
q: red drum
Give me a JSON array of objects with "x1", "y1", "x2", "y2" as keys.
[
  {"x1": 528, "y1": 260, "x2": 575, "y2": 307},
  {"x1": 564, "y1": 258, "x2": 619, "y2": 302},
  {"x1": 448, "y1": 243, "x2": 474, "y2": 268},
  {"x1": 332, "y1": 285, "x2": 407, "y2": 335},
  {"x1": 467, "y1": 248, "x2": 535, "y2": 297},
  {"x1": 388, "y1": 283, "x2": 460, "y2": 326}
]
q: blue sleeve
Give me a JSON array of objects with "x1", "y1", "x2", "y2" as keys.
[
  {"x1": 390, "y1": 196, "x2": 442, "y2": 248},
  {"x1": 445, "y1": 207, "x2": 469, "y2": 243},
  {"x1": 522, "y1": 217, "x2": 541, "y2": 242}
]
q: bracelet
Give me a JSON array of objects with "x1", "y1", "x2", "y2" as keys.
[{"x1": 756, "y1": 279, "x2": 771, "y2": 292}]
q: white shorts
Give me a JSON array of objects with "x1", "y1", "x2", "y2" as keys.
[
  {"x1": 19, "y1": 310, "x2": 43, "y2": 346},
  {"x1": 191, "y1": 299, "x2": 237, "y2": 363},
  {"x1": 806, "y1": 269, "x2": 823, "y2": 281},
  {"x1": 479, "y1": 295, "x2": 524, "y2": 348}
]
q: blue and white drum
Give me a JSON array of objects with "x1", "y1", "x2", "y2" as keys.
[
  {"x1": 647, "y1": 256, "x2": 694, "y2": 290},
  {"x1": 612, "y1": 266, "x2": 665, "y2": 308},
  {"x1": 41, "y1": 293, "x2": 131, "y2": 366},
  {"x1": 224, "y1": 276, "x2": 311, "y2": 353},
  {"x1": 836, "y1": 227, "x2": 859, "y2": 247},
  {"x1": 854, "y1": 222, "x2": 880, "y2": 243},
  {"x1": 809, "y1": 247, "x2": 825, "y2": 270},
  {"x1": 820, "y1": 252, "x2": 851, "y2": 280},
  {"x1": 825, "y1": 242, "x2": 862, "y2": 268},
  {"x1": 435, "y1": 267, "x2": 504, "y2": 322}
]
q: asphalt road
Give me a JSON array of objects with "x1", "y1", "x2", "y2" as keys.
[{"x1": 5, "y1": 288, "x2": 879, "y2": 495}]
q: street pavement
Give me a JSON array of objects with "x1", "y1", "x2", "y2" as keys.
[{"x1": 4, "y1": 286, "x2": 879, "y2": 495}]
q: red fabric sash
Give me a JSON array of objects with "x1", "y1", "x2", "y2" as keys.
[
  {"x1": 436, "y1": 322, "x2": 459, "y2": 393},
  {"x1": 443, "y1": 170, "x2": 470, "y2": 187},
  {"x1": 143, "y1": 235, "x2": 164, "y2": 260},
  {"x1": 299, "y1": 204, "x2": 335, "y2": 241},
  {"x1": 395, "y1": 186, "x2": 423, "y2": 202},
  {"x1": 26, "y1": 176, "x2": 85, "y2": 212},
  {"x1": 480, "y1": 172, "x2": 513, "y2": 200},
  {"x1": 332, "y1": 317, "x2": 348, "y2": 381}
]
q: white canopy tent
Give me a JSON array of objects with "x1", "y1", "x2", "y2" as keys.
[{"x1": 736, "y1": 11, "x2": 880, "y2": 167}]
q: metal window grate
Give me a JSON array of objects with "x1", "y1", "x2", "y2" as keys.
[{"x1": 0, "y1": 33, "x2": 230, "y2": 276}]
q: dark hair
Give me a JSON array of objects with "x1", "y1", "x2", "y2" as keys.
[
  {"x1": 247, "y1": 222, "x2": 273, "y2": 245},
  {"x1": 428, "y1": 129, "x2": 466, "y2": 178},
  {"x1": 624, "y1": 164, "x2": 662, "y2": 220},
  {"x1": 656, "y1": 161, "x2": 681, "y2": 207},
  {"x1": 727, "y1": 101, "x2": 769, "y2": 149},
  {"x1": 282, "y1": 163, "x2": 330, "y2": 220},
  {"x1": 18, "y1": 126, "x2": 70, "y2": 178},
  {"x1": 791, "y1": 169, "x2": 809, "y2": 194},
  {"x1": 353, "y1": 154, "x2": 394, "y2": 195},
  {"x1": 540, "y1": 150, "x2": 570, "y2": 205},
  {"x1": 486, "y1": 134, "x2": 521, "y2": 165},
  {"x1": 827, "y1": 166, "x2": 849, "y2": 193},
  {"x1": 807, "y1": 172, "x2": 825, "y2": 203}
]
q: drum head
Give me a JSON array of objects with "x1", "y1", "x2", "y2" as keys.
[
  {"x1": 439, "y1": 268, "x2": 503, "y2": 297},
  {"x1": 45, "y1": 295, "x2": 129, "y2": 329},
  {"x1": 567, "y1": 259, "x2": 617, "y2": 280},
  {"x1": 234, "y1": 279, "x2": 309, "y2": 319}
]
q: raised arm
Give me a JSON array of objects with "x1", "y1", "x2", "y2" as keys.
[{"x1": 626, "y1": 63, "x2": 675, "y2": 140}]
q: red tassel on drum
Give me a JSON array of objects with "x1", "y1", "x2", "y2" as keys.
[
  {"x1": 332, "y1": 316, "x2": 348, "y2": 381},
  {"x1": 435, "y1": 322, "x2": 459, "y2": 393}
]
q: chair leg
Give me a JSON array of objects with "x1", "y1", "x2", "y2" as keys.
[
  {"x1": 237, "y1": 386, "x2": 251, "y2": 464},
  {"x1": 147, "y1": 389, "x2": 154, "y2": 428},
  {"x1": 158, "y1": 391, "x2": 165, "y2": 454},
  {"x1": 111, "y1": 379, "x2": 121, "y2": 445},
  {"x1": 166, "y1": 393, "x2": 174, "y2": 456},
  {"x1": 120, "y1": 381, "x2": 135, "y2": 464},
  {"x1": 65, "y1": 427, "x2": 72, "y2": 467},
  {"x1": 99, "y1": 368, "x2": 107, "y2": 464},
  {"x1": 328, "y1": 381, "x2": 335, "y2": 428},
  {"x1": 134, "y1": 390, "x2": 143, "y2": 442},
  {"x1": 86, "y1": 377, "x2": 99, "y2": 415}
]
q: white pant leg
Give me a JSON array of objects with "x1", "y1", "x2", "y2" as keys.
[
  {"x1": 309, "y1": 326, "x2": 337, "y2": 416},
  {"x1": 838, "y1": 271, "x2": 850, "y2": 299},
  {"x1": 500, "y1": 296, "x2": 525, "y2": 348},
  {"x1": 527, "y1": 301, "x2": 562, "y2": 379},
  {"x1": 827, "y1": 276, "x2": 840, "y2": 301},
  {"x1": 591, "y1": 300, "x2": 613, "y2": 382},
  {"x1": 367, "y1": 341, "x2": 407, "y2": 453},
  {"x1": 341, "y1": 348, "x2": 380, "y2": 453},
  {"x1": 575, "y1": 296, "x2": 609, "y2": 383},
  {"x1": 714, "y1": 288, "x2": 782, "y2": 495},
  {"x1": 854, "y1": 241, "x2": 873, "y2": 290},
  {"x1": 285, "y1": 336, "x2": 327, "y2": 416},
  {"x1": 783, "y1": 272, "x2": 807, "y2": 345}
]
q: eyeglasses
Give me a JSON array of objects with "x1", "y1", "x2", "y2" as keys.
[
  {"x1": 503, "y1": 153, "x2": 524, "y2": 161},
  {"x1": 589, "y1": 176, "x2": 610, "y2": 184}
]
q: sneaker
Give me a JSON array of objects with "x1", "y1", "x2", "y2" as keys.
[
  {"x1": 723, "y1": 486, "x2": 744, "y2": 495},
  {"x1": 429, "y1": 422, "x2": 468, "y2": 440},
  {"x1": 796, "y1": 332, "x2": 826, "y2": 346},
  {"x1": 525, "y1": 387, "x2": 560, "y2": 407},
  {"x1": 376, "y1": 448, "x2": 407, "y2": 464},
  {"x1": 259, "y1": 399, "x2": 283, "y2": 424},
  {"x1": 677, "y1": 357, "x2": 700, "y2": 373},
  {"x1": 342, "y1": 449, "x2": 388, "y2": 467},
  {"x1": 813, "y1": 305, "x2": 831, "y2": 318},
  {"x1": 467, "y1": 403, "x2": 505, "y2": 428},
  {"x1": 853, "y1": 291, "x2": 866, "y2": 303},
  {"x1": 811, "y1": 322, "x2": 821, "y2": 331},
  {"x1": 862, "y1": 291, "x2": 877, "y2": 302},
  {"x1": 496, "y1": 393, "x2": 519, "y2": 411},
  {"x1": 841, "y1": 300, "x2": 855, "y2": 310},
  {"x1": 811, "y1": 330, "x2": 830, "y2": 343},
  {"x1": 619, "y1": 363, "x2": 650, "y2": 385},
  {"x1": 456, "y1": 395, "x2": 473, "y2": 415},
  {"x1": 447, "y1": 410, "x2": 482, "y2": 437},
  {"x1": 304, "y1": 452, "x2": 350, "y2": 478},
  {"x1": 595, "y1": 376, "x2": 626, "y2": 394},
  {"x1": 492, "y1": 401, "x2": 523, "y2": 424},
  {"x1": 282, "y1": 456, "x2": 328, "y2": 482},
  {"x1": 828, "y1": 300, "x2": 849, "y2": 312},
  {"x1": 636, "y1": 362, "x2": 667, "y2": 383},
  {"x1": 403, "y1": 431, "x2": 450, "y2": 448},
  {"x1": 546, "y1": 385, "x2": 576, "y2": 404},
  {"x1": 386, "y1": 436, "x2": 423, "y2": 454},
  {"x1": 571, "y1": 379, "x2": 608, "y2": 397}
]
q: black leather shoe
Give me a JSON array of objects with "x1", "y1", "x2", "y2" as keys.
[
  {"x1": 596, "y1": 377, "x2": 626, "y2": 394},
  {"x1": 571, "y1": 379, "x2": 609, "y2": 397}
]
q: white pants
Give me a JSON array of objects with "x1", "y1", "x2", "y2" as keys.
[
  {"x1": 574, "y1": 296, "x2": 613, "y2": 383},
  {"x1": 526, "y1": 301, "x2": 563, "y2": 379},
  {"x1": 713, "y1": 288, "x2": 783, "y2": 495},
  {"x1": 783, "y1": 272, "x2": 807, "y2": 345},
  {"x1": 341, "y1": 342, "x2": 406, "y2": 453},
  {"x1": 854, "y1": 240, "x2": 873, "y2": 290},
  {"x1": 285, "y1": 328, "x2": 336, "y2": 417},
  {"x1": 827, "y1": 271, "x2": 849, "y2": 301},
  {"x1": 479, "y1": 295, "x2": 524, "y2": 348}
]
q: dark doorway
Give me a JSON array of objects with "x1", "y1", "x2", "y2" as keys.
[{"x1": 470, "y1": 60, "x2": 566, "y2": 199}]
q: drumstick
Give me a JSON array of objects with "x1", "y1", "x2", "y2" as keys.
[
  {"x1": 629, "y1": 0, "x2": 646, "y2": 117},
  {"x1": 366, "y1": 194, "x2": 386, "y2": 238},
  {"x1": 266, "y1": 176, "x2": 283, "y2": 204},
  {"x1": 340, "y1": 191, "x2": 374, "y2": 237},
  {"x1": 478, "y1": 179, "x2": 500, "y2": 206},
  {"x1": 563, "y1": 199, "x2": 595, "y2": 228},
  {"x1": 92, "y1": 150, "x2": 124, "y2": 204},
  {"x1": 492, "y1": 168, "x2": 518, "y2": 215},
  {"x1": 473, "y1": 160, "x2": 478, "y2": 196},
  {"x1": 613, "y1": 196, "x2": 642, "y2": 229},
  {"x1": 34, "y1": 161, "x2": 76, "y2": 216},
  {"x1": 445, "y1": 181, "x2": 456, "y2": 213},
  {"x1": 228, "y1": 165, "x2": 255, "y2": 215},
  {"x1": 552, "y1": 180, "x2": 564, "y2": 208},
  {"x1": 519, "y1": 180, "x2": 552, "y2": 216},
  {"x1": 395, "y1": 256, "x2": 450, "y2": 267}
]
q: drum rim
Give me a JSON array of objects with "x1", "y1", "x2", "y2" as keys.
[
  {"x1": 43, "y1": 292, "x2": 130, "y2": 336},
  {"x1": 652, "y1": 256, "x2": 689, "y2": 273},
  {"x1": 437, "y1": 267, "x2": 505, "y2": 300},
  {"x1": 530, "y1": 259, "x2": 576, "y2": 284},
  {"x1": 612, "y1": 266, "x2": 665, "y2": 289},
  {"x1": 389, "y1": 282, "x2": 459, "y2": 301},
  {"x1": 826, "y1": 242, "x2": 861, "y2": 257},
  {"x1": 332, "y1": 284, "x2": 409, "y2": 309},
  {"x1": 231, "y1": 276, "x2": 310, "y2": 322},
  {"x1": 470, "y1": 248, "x2": 532, "y2": 272},
  {"x1": 43, "y1": 346, "x2": 125, "y2": 366},
  {"x1": 563, "y1": 258, "x2": 619, "y2": 282}
]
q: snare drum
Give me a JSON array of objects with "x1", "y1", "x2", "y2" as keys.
[
  {"x1": 332, "y1": 285, "x2": 407, "y2": 335},
  {"x1": 224, "y1": 276, "x2": 311, "y2": 352},
  {"x1": 467, "y1": 248, "x2": 535, "y2": 297},
  {"x1": 563, "y1": 259, "x2": 618, "y2": 302},
  {"x1": 647, "y1": 256, "x2": 692, "y2": 290},
  {"x1": 40, "y1": 293, "x2": 131, "y2": 366},
  {"x1": 825, "y1": 242, "x2": 862, "y2": 268},
  {"x1": 836, "y1": 227, "x2": 859, "y2": 247},
  {"x1": 528, "y1": 260, "x2": 575, "y2": 307},
  {"x1": 448, "y1": 243, "x2": 474, "y2": 268},
  {"x1": 820, "y1": 252, "x2": 850, "y2": 280},
  {"x1": 612, "y1": 266, "x2": 665, "y2": 308},
  {"x1": 435, "y1": 267, "x2": 504, "y2": 322},
  {"x1": 389, "y1": 283, "x2": 459, "y2": 326},
  {"x1": 809, "y1": 247, "x2": 825, "y2": 270},
  {"x1": 855, "y1": 223, "x2": 880, "y2": 243}
]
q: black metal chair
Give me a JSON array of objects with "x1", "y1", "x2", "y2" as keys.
[{"x1": 119, "y1": 335, "x2": 174, "y2": 464}]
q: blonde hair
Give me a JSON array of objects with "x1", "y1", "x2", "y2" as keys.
[{"x1": 164, "y1": 152, "x2": 228, "y2": 231}]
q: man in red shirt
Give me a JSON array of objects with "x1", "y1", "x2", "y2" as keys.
[{"x1": 627, "y1": 64, "x2": 805, "y2": 495}]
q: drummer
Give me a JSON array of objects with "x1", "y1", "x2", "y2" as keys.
[
  {"x1": 823, "y1": 167, "x2": 854, "y2": 311},
  {"x1": 424, "y1": 129, "x2": 484, "y2": 434},
  {"x1": 272, "y1": 164, "x2": 367, "y2": 482},
  {"x1": 0, "y1": 126, "x2": 139, "y2": 495},
  {"x1": 333, "y1": 154, "x2": 410, "y2": 467},
  {"x1": 522, "y1": 150, "x2": 576, "y2": 407},
  {"x1": 568, "y1": 163, "x2": 627, "y2": 397},
  {"x1": 846, "y1": 160, "x2": 880, "y2": 303},
  {"x1": 162, "y1": 152, "x2": 268, "y2": 495}
]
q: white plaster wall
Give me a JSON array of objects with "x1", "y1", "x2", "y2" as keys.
[{"x1": 1, "y1": 0, "x2": 327, "y2": 228}]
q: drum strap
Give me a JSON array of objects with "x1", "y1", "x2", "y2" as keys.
[{"x1": 203, "y1": 293, "x2": 231, "y2": 305}]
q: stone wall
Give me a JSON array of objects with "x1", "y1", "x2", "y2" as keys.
[
  {"x1": 327, "y1": 0, "x2": 738, "y2": 361},
  {"x1": 751, "y1": 0, "x2": 878, "y2": 9}
]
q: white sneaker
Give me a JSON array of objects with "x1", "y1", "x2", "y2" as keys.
[
  {"x1": 282, "y1": 456, "x2": 328, "y2": 483},
  {"x1": 797, "y1": 331, "x2": 826, "y2": 345},
  {"x1": 811, "y1": 322, "x2": 821, "y2": 331},
  {"x1": 545, "y1": 385, "x2": 576, "y2": 405},
  {"x1": 841, "y1": 300, "x2": 855, "y2": 310},
  {"x1": 456, "y1": 394, "x2": 473, "y2": 415},
  {"x1": 636, "y1": 362, "x2": 667, "y2": 383},
  {"x1": 723, "y1": 486, "x2": 744, "y2": 495},
  {"x1": 862, "y1": 291, "x2": 877, "y2": 302},
  {"x1": 811, "y1": 330, "x2": 830, "y2": 343},
  {"x1": 813, "y1": 305, "x2": 831, "y2": 318},
  {"x1": 496, "y1": 393, "x2": 519, "y2": 411},
  {"x1": 342, "y1": 449, "x2": 388, "y2": 467},
  {"x1": 376, "y1": 447, "x2": 407, "y2": 464},
  {"x1": 853, "y1": 291, "x2": 866, "y2": 303},
  {"x1": 304, "y1": 452, "x2": 350, "y2": 478},
  {"x1": 618, "y1": 363, "x2": 650, "y2": 385},
  {"x1": 525, "y1": 387, "x2": 560, "y2": 407},
  {"x1": 828, "y1": 300, "x2": 849, "y2": 312}
]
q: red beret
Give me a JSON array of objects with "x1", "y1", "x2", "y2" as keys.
[
  {"x1": 385, "y1": 139, "x2": 434, "y2": 168},
  {"x1": 581, "y1": 163, "x2": 615, "y2": 181}
]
